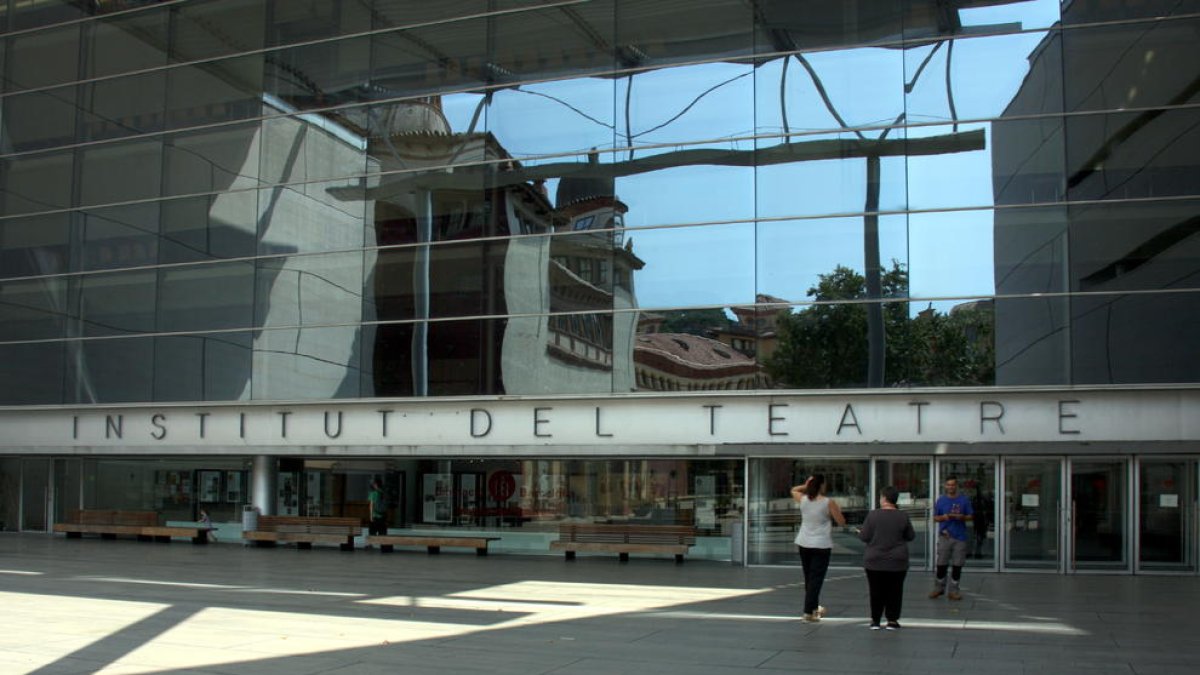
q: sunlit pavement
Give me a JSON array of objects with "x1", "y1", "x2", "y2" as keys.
[{"x1": 1, "y1": 535, "x2": 1196, "y2": 675}]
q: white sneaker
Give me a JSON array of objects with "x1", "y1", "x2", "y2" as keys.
[{"x1": 814, "y1": 605, "x2": 827, "y2": 618}]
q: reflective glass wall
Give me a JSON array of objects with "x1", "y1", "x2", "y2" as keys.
[{"x1": 3, "y1": 0, "x2": 1200, "y2": 403}]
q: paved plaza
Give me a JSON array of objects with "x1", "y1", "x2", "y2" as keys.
[{"x1": 0, "y1": 534, "x2": 1196, "y2": 674}]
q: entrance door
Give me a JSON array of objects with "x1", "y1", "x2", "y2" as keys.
[
  {"x1": 873, "y1": 459, "x2": 931, "y2": 569},
  {"x1": 1069, "y1": 458, "x2": 1130, "y2": 572},
  {"x1": 1003, "y1": 458, "x2": 1063, "y2": 570},
  {"x1": 1137, "y1": 458, "x2": 1196, "y2": 572},
  {"x1": 21, "y1": 458, "x2": 50, "y2": 532},
  {"x1": 937, "y1": 459, "x2": 998, "y2": 570}
]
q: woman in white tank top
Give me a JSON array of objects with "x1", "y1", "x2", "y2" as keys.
[{"x1": 790, "y1": 474, "x2": 847, "y2": 622}]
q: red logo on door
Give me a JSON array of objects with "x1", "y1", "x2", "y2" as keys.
[{"x1": 488, "y1": 471, "x2": 517, "y2": 502}]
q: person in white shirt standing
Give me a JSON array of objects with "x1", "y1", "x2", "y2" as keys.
[{"x1": 791, "y1": 474, "x2": 847, "y2": 622}]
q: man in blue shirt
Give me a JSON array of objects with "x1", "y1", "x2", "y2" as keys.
[{"x1": 930, "y1": 476, "x2": 973, "y2": 601}]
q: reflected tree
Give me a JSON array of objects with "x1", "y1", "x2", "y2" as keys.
[
  {"x1": 766, "y1": 263, "x2": 993, "y2": 388},
  {"x1": 659, "y1": 308, "x2": 734, "y2": 336}
]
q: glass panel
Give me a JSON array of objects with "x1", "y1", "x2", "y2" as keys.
[
  {"x1": 631, "y1": 223, "x2": 755, "y2": 311},
  {"x1": 165, "y1": 53, "x2": 264, "y2": 131},
  {"x1": 618, "y1": 164, "x2": 755, "y2": 231},
  {"x1": 78, "y1": 139, "x2": 164, "y2": 208},
  {"x1": 258, "y1": 113, "x2": 367, "y2": 189},
  {"x1": 78, "y1": 202, "x2": 160, "y2": 271},
  {"x1": 875, "y1": 459, "x2": 930, "y2": 568},
  {"x1": 1070, "y1": 199, "x2": 1200, "y2": 293},
  {"x1": 1070, "y1": 292, "x2": 1200, "y2": 385},
  {"x1": 1063, "y1": 17, "x2": 1199, "y2": 114},
  {"x1": 747, "y1": 457, "x2": 869, "y2": 567},
  {"x1": 21, "y1": 458, "x2": 49, "y2": 531},
  {"x1": 159, "y1": 261, "x2": 255, "y2": 332},
  {"x1": 4, "y1": 24, "x2": 79, "y2": 91},
  {"x1": 65, "y1": 336, "x2": 154, "y2": 403},
  {"x1": 255, "y1": 252, "x2": 364, "y2": 327},
  {"x1": 945, "y1": 0, "x2": 1061, "y2": 31},
  {"x1": 258, "y1": 176, "x2": 370, "y2": 257},
  {"x1": 266, "y1": 35, "x2": 369, "y2": 109},
  {"x1": 160, "y1": 195, "x2": 260, "y2": 264},
  {"x1": 1071, "y1": 458, "x2": 1128, "y2": 570},
  {"x1": 266, "y1": 0, "x2": 370, "y2": 48},
  {"x1": 164, "y1": 122, "x2": 264, "y2": 197},
  {"x1": 486, "y1": 77, "x2": 614, "y2": 160},
  {"x1": 87, "y1": 8, "x2": 169, "y2": 78},
  {"x1": 296, "y1": 456, "x2": 742, "y2": 560},
  {"x1": 80, "y1": 457, "x2": 248, "y2": 522},
  {"x1": 251, "y1": 324, "x2": 362, "y2": 400},
  {"x1": 153, "y1": 332, "x2": 253, "y2": 402},
  {"x1": 1059, "y1": 1, "x2": 1200, "y2": 25},
  {"x1": 756, "y1": 214, "x2": 908, "y2": 307},
  {"x1": 54, "y1": 458, "x2": 81, "y2": 525},
  {"x1": 0, "y1": 342, "x2": 65, "y2": 404},
  {"x1": 937, "y1": 460, "x2": 997, "y2": 568},
  {"x1": 364, "y1": 312, "x2": 626, "y2": 398},
  {"x1": 74, "y1": 269, "x2": 156, "y2": 337},
  {"x1": 1004, "y1": 458, "x2": 1061, "y2": 569},
  {"x1": 994, "y1": 294, "x2": 1070, "y2": 386},
  {"x1": 755, "y1": 0, "x2": 903, "y2": 52},
  {"x1": 1139, "y1": 459, "x2": 1196, "y2": 572},
  {"x1": 0, "y1": 151, "x2": 74, "y2": 216},
  {"x1": 756, "y1": 139, "x2": 908, "y2": 219},
  {"x1": 171, "y1": 0, "x2": 267, "y2": 63},
  {"x1": 905, "y1": 30, "x2": 1062, "y2": 123},
  {"x1": 78, "y1": 69, "x2": 170, "y2": 143},
  {"x1": 1066, "y1": 108, "x2": 1200, "y2": 203},
  {"x1": 2, "y1": 87, "x2": 79, "y2": 152},
  {"x1": 756, "y1": 46, "x2": 904, "y2": 136},
  {"x1": 0, "y1": 458, "x2": 18, "y2": 532},
  {"x1": 618, "y1": 60, "x2": 752, "y2": 151},
  {"x1": 367, "y1": 15, "x2": 490, "y2": 101},
  {"x1": 0, "y1": 276, "x2": 69, "y2": 341},
  {"x1": 372, "y1": 238, "x2": 510, "y2": 322}
]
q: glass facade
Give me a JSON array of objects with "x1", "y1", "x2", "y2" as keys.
[
  {"x1": 1, "y1": 0, "x2": 1198, "y2": 401},
  {"x1": 0, "y1": 1, "x2": 1198, "y2": 570}
]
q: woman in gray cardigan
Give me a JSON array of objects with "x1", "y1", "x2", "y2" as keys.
[{"x1": 858, "y1": 485, "x2": 916, "y2": 630}]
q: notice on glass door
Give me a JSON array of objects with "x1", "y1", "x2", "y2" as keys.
[
  {"x1": 1021, "y1": 493, "x2": 1039, "y2": 507},
  {"x1": 1159, "y1": 494, "x2": 1179, "y2": 508}
]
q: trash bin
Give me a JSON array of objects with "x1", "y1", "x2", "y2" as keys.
[{"x1": 242, "y1": 504, "x2": 259, "y2": 532}]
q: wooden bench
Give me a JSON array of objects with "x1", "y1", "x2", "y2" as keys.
[
  {"x1": 53, "y1": 510, "x2": 212, "y2": 545},
  {"x1": 242, "y1": 515, "x2": 361, "y2": 550},
  {"x1": 550, "y1": 523, "x2": 696, "y2": 563},
  {"x1": 366, "y1": 533, "x2": 501, "y2": 556}
]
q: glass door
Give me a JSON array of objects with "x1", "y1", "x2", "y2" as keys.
[
  {"x1": 1003, "y1": 458, "x2": 1063, "y2": 570},
  {"x1": 21, "y1": 458, "x2": 50, "y2": 532},
  {"x1": 873, "y1": 459, "x2": 931, "y2": 569},
  {"x1": 747, "y1": 458, "x2": 870, "y2": 566},
  {"x1": 1137, "y1": 458, "x2": 1196, "y2": 572},
  {"x1": 1069, "y1": 458, "x2": 1130, "y2": 572},
  {"x1": 937, "y1": 459, "x2": 998, "y2": 570}
]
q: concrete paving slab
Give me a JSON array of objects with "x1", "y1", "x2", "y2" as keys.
[{"x1": 2, "y1": 534, "x2": 1198, "y2": 675}]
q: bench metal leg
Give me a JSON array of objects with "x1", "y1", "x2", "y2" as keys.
[
  {"x1": 154, "y1": 536, "x2": 171, "y2": 543},
  {"x1": 340, "y1": 542, "x2": 354, "y2": 551},
  {"x1": 564, "y1": 550, "x2": 576, "y2": 561},
  {"x1": 297, "y1": 542, "x2": 313, "y2": 550},
  {"x1": 192, "y1": 536, "x2": 208, "y2": 545},
  {"x1": 426, "y1": 546, "x2": 441, "y2": 554},
  {"x1": 101, "y1": 533, "x2": 117, "y2": 540},
  {"x1": 66, "y1": 532, "x2": 82, "y2": 539},
  {"x1": 618, "y1": 552, "x2": 630, "y2": 562},
  {"x1": 476, "y1": 547, "x2": 488, "y2": 556},
  {"x1": 380, "y1": 544, "x2": 393, "y2": 553},
  {"x1": 675, "y1": 554, "x2": 684, "y2": 564}
]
